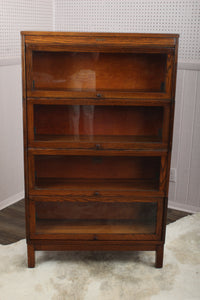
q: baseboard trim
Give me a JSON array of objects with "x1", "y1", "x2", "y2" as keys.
[
  {"x1": 0, "y1": 191, "x2": 24, "y2": 210},
  {"x1": 168, "y1": 201, "x2": 200, "y2": 214},
  {"x1": 178, "y1": 61, "x2": 200, "y2": 71}
]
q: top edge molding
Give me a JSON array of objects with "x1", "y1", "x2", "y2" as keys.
[{"x1": 21, "y1": 31, "x2": 179, "y2": 38}]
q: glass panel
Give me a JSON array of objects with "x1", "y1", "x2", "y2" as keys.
[
  {"x1": 35, "y1": 201, "x2": 157, "y2": 235},
  {"x1": 34, "y1": 155, "x2": 160, "y2": 191},
  {"x1": 32, "y1": 51, "x2": 167, "y2": 92},
  {"x1": 34, "y1": 105, "x2": 163, "y2": 143}
]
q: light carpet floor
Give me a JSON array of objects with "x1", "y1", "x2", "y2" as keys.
[{"x1": 0, "y1": 213, "x2": 200, "y2": 300}]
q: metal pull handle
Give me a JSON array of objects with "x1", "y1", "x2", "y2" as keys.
[
  {"x1": 94, "y1": 191, "x2": 100, "y2": 196},
  {"x1": 96, "y1": 93, "x2": 102, "y2": 98},
  {"x1": 96, "y1": 144, "x2": 101, "y2": 150}
]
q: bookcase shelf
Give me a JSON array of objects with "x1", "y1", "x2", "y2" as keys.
[
  {"x1": 36, "y1": 220, "x2": 156, "y2": 235},
  {"x1": 34, "y1": 200, "x2": 157, "y2": 237},
  {"x1": 35, "y1": 178, "x2": 159, "y2": 192}
]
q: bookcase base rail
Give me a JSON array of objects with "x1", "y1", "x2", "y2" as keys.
[{"x1": 27, "y1": 241, "x2": 164, "y2": 268}]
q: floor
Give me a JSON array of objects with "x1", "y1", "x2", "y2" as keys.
[{"x1": 0, "y1": 199, "x2": 191, "y2": 245}]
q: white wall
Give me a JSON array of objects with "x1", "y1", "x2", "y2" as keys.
[
  {"x1": 0, "y1": 64, "x2": 24, "y2": 209},
  {"x1": 0, "y1": 0, "x2": 53, "y2": 59},
  {"x1": 0, "y1": 0, "x2": 53, "y2": 209},
  {"x1": 54, "y1": 0, "x2": 200, "y2": 62},
  {"x1": 169, "y1": 69, "x2": 200, "y2": 212},
  {"x1": 0, "y1": 0, "x2": 200, "y2": 212},
  {"x1": 53, "y1": 0, "x2": 200, "y2": 212}
]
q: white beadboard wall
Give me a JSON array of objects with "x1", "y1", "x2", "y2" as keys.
[
  {"x1": 0, "y1": 0, "x2": 200, "y2": 212},
  {"x1": 168, "y1": 70, "x2": 200, "y2": 212}
]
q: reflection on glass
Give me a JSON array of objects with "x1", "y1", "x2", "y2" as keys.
[
  {"x1": 35, "y1": 201, "x2": 157, "y2": 235},
  {"x1": 32, "y1": 51, "x2": 167, "y2": 92},
  {"x1": 68, "y1": 105, "x2": 95, "y2": 139},
  {"x1": 34, "y1": 155, "x2": 160, "y2": 191},
  {"x1": 34, "y1": 105, "x2": 163, "y2": 143}
]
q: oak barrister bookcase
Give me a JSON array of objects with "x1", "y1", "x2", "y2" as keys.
[{"x1": 21, "y1": 32, "x2": 178, "y2": 268}]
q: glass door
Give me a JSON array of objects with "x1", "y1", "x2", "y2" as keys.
[
  {"x1": 29, "y1": 199, "x2": 163, "y2": 240},
  {"x1": 28, "y1": 151, "x2": 167, "y2": 197},
  {"x1": 26, "y1": 48, "x2": 173, "y2": 99},
  {"x1": 28, "y1": 103, "x2": 170, "y2": 150}
]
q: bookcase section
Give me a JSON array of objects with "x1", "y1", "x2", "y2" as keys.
[
  {"x1": 29, "y1": 153, "x2": 165, "y2": 195},
  {"x1": 33, "y1": 200, "x2": 159, "y2": 240},
  {"x1": 26, "y1": 42, "x2": 175, "y2": 99},
  {"x1": 28, "y1": 103, "x2": 171, "y2": 149},
  {"x1": 32, "y1": 52, "x2": 167, "y2": 92}
]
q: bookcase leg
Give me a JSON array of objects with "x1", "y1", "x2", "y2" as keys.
[
  {"x1": 155, "y1": 245, "x2": 164, "y2": 268},
  {"x1": 27, "y1": 244, "x2": 35, "y2": 268}
]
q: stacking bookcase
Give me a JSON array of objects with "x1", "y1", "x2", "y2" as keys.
[{"x1": 21, "y1": 32, "x2": 178, "y2": 267}]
